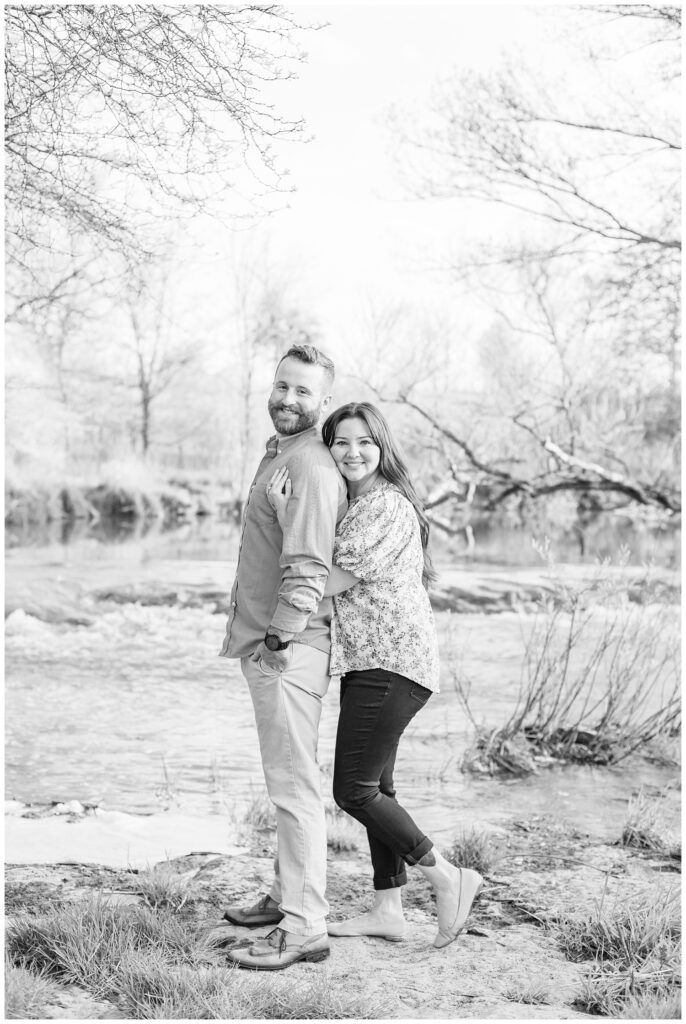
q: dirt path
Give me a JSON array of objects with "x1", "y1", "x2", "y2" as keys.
[{"x1": 6, "y1": 814, "x2": 679, "y2": 1019}]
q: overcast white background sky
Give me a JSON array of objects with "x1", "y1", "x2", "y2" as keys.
[
  {"x1": 181, "y1": 5, "x2": 576, "y2": 369},
  {"x1": 223, "y1": 5, "x2": 574, "y2": 340}
]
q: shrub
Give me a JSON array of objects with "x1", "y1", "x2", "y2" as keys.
[{"x1": 461, "y1": 554, "x2": 680, "y2": 775}]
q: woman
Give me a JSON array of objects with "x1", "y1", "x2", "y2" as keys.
[{"x1": 267, "y1": 402, "x2": 482, "y2": 948}]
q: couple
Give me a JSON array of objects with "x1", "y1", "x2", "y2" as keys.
[{"x1": 220, "y1": 344, "x2": 482, "y2": 970}]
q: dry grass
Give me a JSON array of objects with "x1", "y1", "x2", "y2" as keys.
[
  {"x1": 6, "y1": 897, "x2": 390, "y2": 1019},
  {"x1": 461, "y1": 557, "x2": 680, "y2": 775},
  {"x1": 620, "y1": 787, "x2": 676, "y2": 853},
  {"x1": 501, "y1": 978, "x2": 551, "y2": 1005},
  {"x1": 558, "y1": 886, "x2": 681, "y2": 1017},
  {"x1": 325, "y1": 803, "x2": 363, "y2": 852},
  {"x1": 241, "y1": 784, "x2": 276, "y2": 830},
  {"x1": 117, "y1": 951, "x2": 389, "y2": 1018},
  {"x1": 443, "y1": 827, "x2": 496, "y2": 875},
  {"x1": 5, "y1": 961, "x2": 62, "y2": 1019},
  {"x1": 135, "y1": 864, "x2": 195, "y2": 912}
]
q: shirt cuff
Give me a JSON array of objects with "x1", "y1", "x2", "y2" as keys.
[{"x1": 270, "y1": 601, "x2": 313, "y2": 636}]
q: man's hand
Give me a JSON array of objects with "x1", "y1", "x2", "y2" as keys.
[{"x1": 253, "y1": 640, "x2": 291, "y2": 673}]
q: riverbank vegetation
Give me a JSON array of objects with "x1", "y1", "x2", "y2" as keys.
[
  {"x1": 5, "y1": 813, "x2": 680, "y2": 1019},
  {"x1": 558, "y1": 888, "x2": 681, "y2": 1018},
  {"x1": 458, "y1": 559, "x2": 680, "y2": 776},
  {"x1": 5, "y1": 897, "x2": 387, "y2": 1019}
]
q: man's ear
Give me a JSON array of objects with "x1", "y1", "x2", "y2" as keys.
[{"x1": 321, "y1": 393, "x2": 333, "y2": 413}]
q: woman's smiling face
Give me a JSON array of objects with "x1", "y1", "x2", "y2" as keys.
[{"x1": 329, "y1": 416, "x2": 382, "y2": 496}]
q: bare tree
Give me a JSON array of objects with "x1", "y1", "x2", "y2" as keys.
[
  {"x1": 391, "y1": 6, "x2": 680, "y2": 365},
  {"x1": 5, "y1": 5, "x2": 314, "y2": 317},
  {"x1": 381, "y1": 5, "x2": 680, "y2": 521},
  {"x1": 121, "y1": 267, "x2": 199, "y2": 456}
]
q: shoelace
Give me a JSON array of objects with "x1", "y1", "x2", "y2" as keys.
[{"x1": 266, "y1": 927, "x2": 287, "y2": 952}]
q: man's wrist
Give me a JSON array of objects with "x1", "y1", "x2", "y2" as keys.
[{"x1": 264, "y1": 629, "x2": 294, "y2": 652}]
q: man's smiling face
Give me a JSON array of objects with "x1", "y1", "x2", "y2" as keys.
[{"x1": 267, "y1": 357, "x2": 332, "y2": 436}]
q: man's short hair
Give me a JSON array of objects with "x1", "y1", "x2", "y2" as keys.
[{"x1": 278, "y1": 344, "x2": 335, "y2": 389}]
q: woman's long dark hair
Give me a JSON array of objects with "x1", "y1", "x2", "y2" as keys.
[{"x1": 322, "y1": 402, "x2": 437, "y2": 587}]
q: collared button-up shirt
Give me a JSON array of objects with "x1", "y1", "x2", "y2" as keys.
[
  {"x1": 220, "y1": 426, "x2": 348, "y2": 659},
  {"x1": 329, "y1": 479, "x2": 440, "y2": 692}
]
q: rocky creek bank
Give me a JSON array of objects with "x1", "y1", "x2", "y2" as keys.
[{"x1": 5, "y1": 808, "x2": 681, "y2": 1020}]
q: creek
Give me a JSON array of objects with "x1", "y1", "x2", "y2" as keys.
[{"x1": 5, "y1": 514, "x2": 680, "y2": 845}]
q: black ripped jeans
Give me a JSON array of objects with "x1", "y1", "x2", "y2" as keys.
[{"x1": 333, "y1": 668, "x2": 434, "y2": 890}]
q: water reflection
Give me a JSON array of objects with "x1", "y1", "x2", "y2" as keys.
[{"x1": 4, "y1": 511, "x2": 680, "y2": 568}]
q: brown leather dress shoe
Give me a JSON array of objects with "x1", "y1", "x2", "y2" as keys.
[
  {"x1": 223, "y1": 894, "x2": 284, "y2": 928},
  {"x1": 227, "y1": 926, "x2": 330, "y2": 970}
]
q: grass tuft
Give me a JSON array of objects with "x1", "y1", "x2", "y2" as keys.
[
  {"x1": 136, "y1": 865, "x2": 195, "y2": 913},
  {"x1": 620, "y1": 788, "x2": 675, "y2": 853},
  {"x1": 325, "y1": 803, "x2": 363, "y2": 852},
  {"x1": 5, "y1": 961, "x2": 61, "y2": 1020},
  {"x1": 6, "y1": 898, "x2": 209, "y2": 997},
  {"x1": 443, "y1": 827, "x2": 496, "y2": 874},
  {"x1": 502, "y1": 978, "x2": 551, "y2": 1005},
  {"x1": 6, "y1": 895, "x2": 392, "y2": 1019},
  {"x1": 242, "y1": 785, "x2": 276, "y2": 830},
  {"x1": 559, "y1": 887, "x2": 680, "y2": 1017}
]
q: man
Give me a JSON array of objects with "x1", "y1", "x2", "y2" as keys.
[{"x1": 220, "y1": 344, "x2": 347, "y2": 970}]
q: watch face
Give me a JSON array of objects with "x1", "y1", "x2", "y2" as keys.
[{"x1": 265, "y1": 634, "x2": 280, "y2": 651}]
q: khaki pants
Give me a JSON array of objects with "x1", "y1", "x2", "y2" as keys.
[{"x1": 241, "y1": 643, "x2": 331, "y2": 935}]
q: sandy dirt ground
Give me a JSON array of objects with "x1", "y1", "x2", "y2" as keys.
[{"x1": 5, "y1": 809, "x2": 680, "y2": 1020}]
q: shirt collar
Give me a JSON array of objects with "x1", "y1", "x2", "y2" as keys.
[{"x1": 265, "y1": 425, "x2": 321, "y2": 457}]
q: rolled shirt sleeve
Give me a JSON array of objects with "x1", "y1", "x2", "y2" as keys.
[{"x1": 270, "y1": 454, "x2": 343, "y2": 635}]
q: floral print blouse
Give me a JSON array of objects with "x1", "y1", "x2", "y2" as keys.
[{"x1": 329, "y1": 479, "x2": 440, "y2": 692}]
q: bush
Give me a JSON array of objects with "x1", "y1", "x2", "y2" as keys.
[{"x1": 461, "y1": 555, "x2": 680, "y2": 775}]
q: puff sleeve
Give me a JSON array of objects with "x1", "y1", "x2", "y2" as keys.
[{"x1": 334, "y1": 487, "x2": 417, "y2": 580}]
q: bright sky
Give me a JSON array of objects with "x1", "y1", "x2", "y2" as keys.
[
  {"x1": 184, "y1": 3, "x2": 638, "y2": 383},
  {"x1": 243, "y1": 5, "x2": 556, "y2": 339}
]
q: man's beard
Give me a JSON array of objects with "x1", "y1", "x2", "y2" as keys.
[{"x1": 268, "y1": 399, "x2": 321, "y2": 436}]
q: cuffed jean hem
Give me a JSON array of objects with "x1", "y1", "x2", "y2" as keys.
[
  {"x1": 403, "y1": 837, "x2": 434, "y2": 866},
  {"x1": 279, "y1": 916, "x2": 328, "y2": 937},
  {"x1": 374, "y1": 870, "x2": 408, "y2": 891}
]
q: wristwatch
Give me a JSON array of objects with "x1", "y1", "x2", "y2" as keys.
[{"x1": 264, "y1": 632, "x2": 291, "y2": 652}]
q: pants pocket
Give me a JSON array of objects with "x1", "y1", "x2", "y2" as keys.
[{"x1": 409, "y1": 682, "x2": 432, "y2": 706}]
